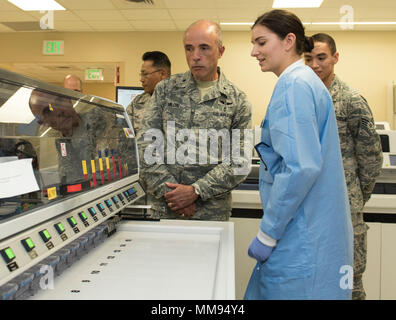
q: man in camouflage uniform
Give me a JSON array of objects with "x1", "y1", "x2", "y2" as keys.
[
  {"x1": 126, "y1": 51, "x2": 171, "y2": 136},
  {"x1": 137, "y1": 20, "x2": 252, "y2": 221},
  {"x1": 305, "y1": 33, "x2": 383, "y2": 300},
  {"x1": 126, "y1": 52, "x2": 171, "y2": 208}
]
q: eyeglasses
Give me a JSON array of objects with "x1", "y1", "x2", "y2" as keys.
[{"x1": 139, "y1": 70, "x2": 161, "y2": 78}]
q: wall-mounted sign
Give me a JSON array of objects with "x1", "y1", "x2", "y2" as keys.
[
  {"x1": 85, "y1": 68, "x2": 104, "y2": 81},
  {"x1": 43, "y1": 40, "x2": 64, "y2": 55}
]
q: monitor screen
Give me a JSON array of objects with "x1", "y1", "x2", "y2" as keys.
[
  {"x1": 390, "y1": 155, "x2": 396, "y2": 166},
  {"x1": 380, "y1": 134, "x2": 390, "y2": 153},
  {"x1": 116, "y1": 86, "x2": 144, "y2": 109}
]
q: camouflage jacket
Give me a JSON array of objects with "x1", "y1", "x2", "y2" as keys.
[
  {"x1": 329, "y1": 75, "x2": 383, "y2": 232},
  {"x1": 126, "y1": 92, "x2": 151, "y2": 136},
  {"x1": 137, "y1": 68, "x2": 252, "y2": 220}
]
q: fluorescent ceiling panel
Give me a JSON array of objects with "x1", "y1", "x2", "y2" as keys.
[
  {"x1": 272, "y1": 0, "x2": 323, "y2": 8},
  {"x1": 7, "y1": 0, "x2": 65, "y2": 11}
]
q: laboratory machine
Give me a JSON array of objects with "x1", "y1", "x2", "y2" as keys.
[{"x1": 0, "y1": 68, "x2": 234, "y2": 300}]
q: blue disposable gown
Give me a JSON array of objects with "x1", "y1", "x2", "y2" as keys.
[{"x1": 244, "y1": 60, "x2": 353, "y2": 300}]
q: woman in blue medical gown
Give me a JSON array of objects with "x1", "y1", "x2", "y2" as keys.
[{"x1": 244, "y1": 9, "x2": 353, "y2": 300}]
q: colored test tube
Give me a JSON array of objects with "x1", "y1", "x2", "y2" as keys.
[
  {"x1": 91, "y1": 159, "x2": 97, "y2": 187},
  {"x1": 105, "y1": 149, "x2": 111, "y2": 181},
  {"x1": 98, "y1": 150, "x2": 105, "y2": 185},
  {"x1": 111, "y1": 149, "x2": 117, "y2": 179},
  {"x1": 82, "y1": 160, "x2": 88, "y2": 180}
]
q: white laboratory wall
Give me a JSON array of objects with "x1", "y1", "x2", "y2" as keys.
[{"x1": 0, "y1": 30, "x2": 396, "y2": 126}]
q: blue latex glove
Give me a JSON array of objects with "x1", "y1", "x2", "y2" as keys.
[{"x1": 248, "y1": 237, "x2": 274, "y2": 263}]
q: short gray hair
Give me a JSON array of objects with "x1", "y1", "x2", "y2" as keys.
[{"x1": 184, "y1": 20, "x2": 223, "y2": 51}]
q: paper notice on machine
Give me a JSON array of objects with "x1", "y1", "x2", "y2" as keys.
[{"x1": 0, "y1": 157, "x2": 39, "y2": 199}]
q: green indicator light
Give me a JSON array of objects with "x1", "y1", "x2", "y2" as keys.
[
  {"x1": 67, "y1": 217, "x2": 77, "y2": 227},
  {"x1": 81, "y1": 212, "x2": 87, "y2": 219},
  {"x1": 26, "y1": 238, "x2": 35, "y2": 249},
  {"x1": 57, "y1": 223, "x2": 65, "y2": 232},
  {"x1": 39, "y1": 229, "x2": 51, "y2": 243},
  {"x1": 21, "y1": 237, "x2": 35, "y2": 252},
  {"x1": 5, "y1": 248, "x2": 15, "y2": 260},
  {"x1": 43, "y1": 229, "x2": 51, "y2": 239}
]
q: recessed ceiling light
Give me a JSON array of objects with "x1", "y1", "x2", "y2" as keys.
[
  {"x1": 7, "y1": 0, "x2": 65, "y2": 11},
  {"x1": 272, "y1": 0, "x2": 324, "y2": 8}
]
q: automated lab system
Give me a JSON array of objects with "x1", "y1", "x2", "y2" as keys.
[{"x1": 0, "y1": 69, "x2": 235, "y2": 300}]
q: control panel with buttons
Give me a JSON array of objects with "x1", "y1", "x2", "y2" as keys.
[{"x1": 0, "y1": 181, "x2": 144, "y2": 288}]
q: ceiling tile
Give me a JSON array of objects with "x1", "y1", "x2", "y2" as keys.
[
  {"x1": 217, "y1": 9, "x2": 264, "y2": 21},
  {"x1": 173, "y1": 19, "x2": 196, "y2": 31},
  {"x1": 74, "y1": 10, "x2": 126, "y2": 21},
  {"x1": 0, "y1": 0, "x2": 394, "y2": 32},
  {"x1": 57, "y1": 0, "x2": 116, "y2": 10},
  {"x1": 163, "y1": 0, "x2": 216, "y2": 9},
  {"x1": 0, "y1": 11, "x2": 39, "y2": 22},
  {"x1": 111, "y1": 0, "x2": 167, "y2": 9},
  {"x1": 130, "y1": 19, "x2": 176, "y2": 31},
  {"x1": 53, "y1": 20, "x2": 94, "y2": 31},
  {"x1": 28, "y1": 11, "x2": 83, "y2": 21},
  {"x1": 168, "y1": 9, "x2": 218, "y2": 20},
  {"x1": 87, "y1": 20, "x2": 132, "y2": 27},
  {"x1": 120, "y1": 9, "x2": 171, "y2": 20},
  {"x1": 87, "y1": 20, "x2": 134, "y2": 31},
  {"x1": 215, "y1": 0, "x2": 272, "y2": 9},
  {"x1": 0, "y1": 1, "x2": 22, "y2": 10},
  {"x1": 91, "y1": 25, "x2": 135, "y2": 31}
]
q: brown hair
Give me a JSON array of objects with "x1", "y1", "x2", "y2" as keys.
[
  {"x1": 253, "y1": 9, "x2": 313, "y2": 55},
  {"x1": 310, "y1": 33, "x2": 337, "y2": 55}
]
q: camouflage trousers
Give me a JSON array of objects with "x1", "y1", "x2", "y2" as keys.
[{"x1": 353, "y1": 229, "x2": 367, "y2": 300}]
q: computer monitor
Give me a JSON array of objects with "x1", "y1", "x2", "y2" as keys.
[{"x1": 116, "y1": 86, "x2": 144, "y2": 109}]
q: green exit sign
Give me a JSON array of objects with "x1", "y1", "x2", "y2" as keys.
[
  {"x1": 85, "y1": 68, "x2": 104, "y2": 81},
  {"x1": 43, "y1": 40, "x2": 64, "y2": 55}
]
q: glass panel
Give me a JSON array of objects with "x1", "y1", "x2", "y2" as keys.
[{"x1": 0, "y1": 77, "x2": 137, "y2": 220}]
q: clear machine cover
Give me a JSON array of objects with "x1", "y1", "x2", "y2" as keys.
[{"x1": 0, "y1": 69, "x2": 138, "y2": 222}]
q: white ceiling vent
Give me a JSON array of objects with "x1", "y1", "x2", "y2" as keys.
[{"x1": 125, "y1": 0, "x2": 154, "y2": 4}]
